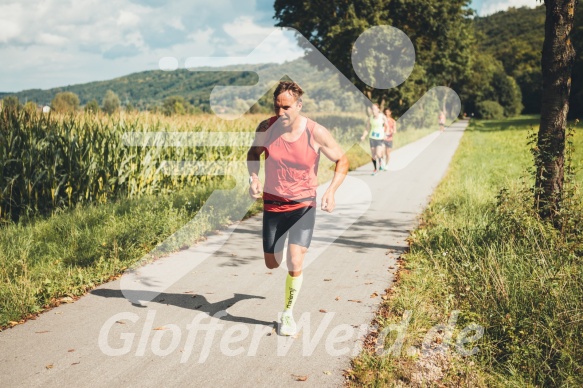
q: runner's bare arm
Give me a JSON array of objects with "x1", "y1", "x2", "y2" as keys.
[
  {"x1": 246, "y1": 119, "x2": 270, "y2": 198},
  {"x1": 360, "y1": 119, "x2": 370, "y2": 141},
  {"x1": 313, "y1": 124, "x2": 349, "y2": 213}
]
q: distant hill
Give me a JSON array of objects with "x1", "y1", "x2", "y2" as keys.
[
  {"x1": 475, "y1": 6, "x2": 545, "y2": 60},
  {"x1": 1, "y1": 59, "x2": 361, "y2": 112},
  {"x1": 2, "y1": 66, "x2": 264, "y2": 110}
]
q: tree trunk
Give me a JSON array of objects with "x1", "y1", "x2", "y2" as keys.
[{"x1": 535, "y1": 0, "x2": 577, "y2": 223}]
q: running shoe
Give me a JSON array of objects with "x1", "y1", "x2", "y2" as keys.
[
  {"x1": 279, "y1": 311, "x2": 297, "y2": 336},
  {"x1": 372, "y1": 169, "x2": 378, "y2": 176}
]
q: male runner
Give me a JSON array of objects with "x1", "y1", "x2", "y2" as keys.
[
  {"x1": 360, "y1": 103, "x2": 388, "y2": 175},
  {"x1": 247, "y1": 81, "x2": 349, "y2": 336},
  {"x1": 382, "y1": 107, "x2": 396, "y2": 170}
]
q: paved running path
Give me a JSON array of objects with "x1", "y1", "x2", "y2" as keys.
[{"x1": 0, "y1": 121, "x2": 467, "y2": 387}]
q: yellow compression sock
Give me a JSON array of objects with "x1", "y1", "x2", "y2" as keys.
[{"x1": 284, "y1": 273, "x2": 303, "y2": 312}]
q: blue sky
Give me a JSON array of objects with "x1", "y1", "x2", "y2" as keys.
[
  {"x1": 472, "y1": 0, "x2": 538, "y2": 16},
  {"x1": 0, "y1": 0, "x2": 536, "y2": 93}
]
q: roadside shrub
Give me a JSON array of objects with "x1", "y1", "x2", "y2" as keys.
[{"x1": 476, "y1": 100, "x2": 505, "y2": 119}]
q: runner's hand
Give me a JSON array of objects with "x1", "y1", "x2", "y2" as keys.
[
  {"x1": 321, "y1": 191, "x2": 335, "y2": 213},
  {"x1": 249, "y1": 179, "x2": 262, "y2": 199}
]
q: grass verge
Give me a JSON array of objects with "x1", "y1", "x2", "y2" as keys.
[{"x1": 348, "y1": 116, "x2": 583, "y2": 386}]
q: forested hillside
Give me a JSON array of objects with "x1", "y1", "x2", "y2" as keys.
[
  {"x1": 1, "y1": 59, "x2": 357, "y2": 113},
  {"x1": 474, "y1": 5, "x2": 583, "y2": 117}
]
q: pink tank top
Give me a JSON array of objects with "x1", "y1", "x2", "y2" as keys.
[{"x1": 263, "y1": 116, "x2": 320, "y2": 212}]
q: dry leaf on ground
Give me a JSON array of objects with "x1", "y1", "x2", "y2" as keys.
[{"x1": 292, "y1": 374, "x2": 308, "y2": 381}]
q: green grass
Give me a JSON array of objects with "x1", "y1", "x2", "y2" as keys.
[{"x1": 349, "y1": 115, "x2": 583, "y2": 387}]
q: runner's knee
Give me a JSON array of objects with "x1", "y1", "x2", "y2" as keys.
[
  {"x1": 286, "y1": 245, "x2": 307, "y2": 271},
  {"x1": 264, "y1": 252, "x2": 281, "y2": 269}
]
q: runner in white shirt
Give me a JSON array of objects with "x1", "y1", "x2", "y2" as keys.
[{"x1": 360, "y1": 103, "x2": 389, "y2": 175}]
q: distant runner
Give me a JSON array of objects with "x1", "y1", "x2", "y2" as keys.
[
  {"x1": 360, "y1": 103, "x2": 388, "y2": 175},
  {"x1": 383, "y1": 107, "x2": 396, "y2": 170},
  {"x1": 247, "y1": 81, "x2": 349, "y2": 336},
  {"x1": 439, "y1": 111, "x2": 446, "y2": 132}
]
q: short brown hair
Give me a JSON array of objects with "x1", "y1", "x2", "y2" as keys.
[{"x1": 273, "y1": 81, "x2": 303, "y2": 102}]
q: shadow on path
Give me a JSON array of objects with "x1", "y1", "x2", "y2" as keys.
[{"x1": 91, "y1": 289, "x2": 274, "y2": 328}]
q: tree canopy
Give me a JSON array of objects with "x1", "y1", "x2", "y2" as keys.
[
  {"x1": 51, "y1": 92, "x2": 80, "y2": 113},
  {"x1": 84, "y1": 99, "x2": 100, "y2": 113},
  {"x1": 102, "y1": 90, "x2": 120, "y2": 115},
  {"x1": 274, "y1": 0, "x2": 474, "y2": 113}
]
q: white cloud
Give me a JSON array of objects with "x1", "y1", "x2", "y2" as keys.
[
  {"x1": 166, "y1": 16, "x2": 186, "y2": 31},
  {"x1": 223, "y1": 16, "x2": 275, "y2": 47},
  {"x1": 0, "y1": 0, "x2": 297, "y2": 91},
  {"x1": 124, "y1": 31, "x2": 146, "y2": 48},
  {"x1": 0, "y1": 1, "x2": 121, "y2": 46},
  {"x1": 117, "y1": 10, "x2": 141, "y2": 27},
  {"x1": 0, "y1": 3, "x2": 23, "y2": 43},
  {"x1": 244, "y1": 28, "x2": 305, "y2": 64},
  {"x1": 216, "y1": 17, "x2": 304, "y2": 60},
  {"x1": 0, "y1": 20, "x2": 21, "y2": 43},
  {"x1": 184, "y1": 28, "x2": 216, "y2": 55},
  {"x1": 37, "y1": 33, "x2": 68, "y2": 46},
  {"x1": 480, "y1": 0, "x2": 536, "y2": 16},
  {"x1": 183, "y1": 23, "x2": 304, "y2": 69}
]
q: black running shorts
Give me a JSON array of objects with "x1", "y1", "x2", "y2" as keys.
[
  {"x1": 383, "y1": 140, "x2": 393, "y2": 148},
  {"x1": 262, "y1": 206, "x2": 316, "y2": 253},
  {"x1": 369, "y1": 138, "x2": 384, "y2": 148}
]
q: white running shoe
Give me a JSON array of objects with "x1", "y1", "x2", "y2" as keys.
[{"x1": 279, "y1": 311, "x2": 297, "y2": 336}]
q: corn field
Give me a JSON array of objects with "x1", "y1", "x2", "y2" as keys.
[
  {"x1": 0, "y1": 107, "x2": 367, "y2": 223},
  {"x1": 0, "y1": 108, "x2": 263, "y2": 223}
]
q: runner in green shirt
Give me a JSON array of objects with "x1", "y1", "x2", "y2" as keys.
[{"x1": 360, "y1": 103, "x2": 389, "y2": 175}]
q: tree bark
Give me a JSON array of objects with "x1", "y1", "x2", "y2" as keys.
[{"x1": 535, "y1": 0, "x2": 577, "y2": 223}]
